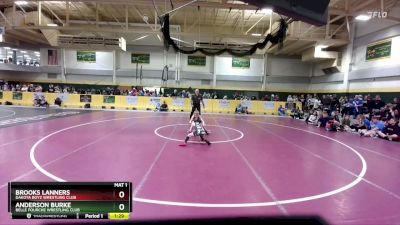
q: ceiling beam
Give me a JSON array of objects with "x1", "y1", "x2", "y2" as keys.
[
  {"x1": 289, "y1": 43, "x2": 315, "y2": 55},
  {"x1": 267, "y1": 39, "x2": 289, "y2": 53},
  {"x1": 6, "y1": 30, "x2": 49, "y2": 45},
  {"x1": 329, "y1": 14, "x2": 345, "y2": 24},
  {"x1": 133, "y1": 6, "x2": 156, "y2": 31},
  {"x1": 245, "y1": 14, "x2": 266, "y2": 35},
  {"x1": 0, "y1": 8, "x2": 12, "y2": 26},
  {"x1": 274, "y1": 40, "x2": 301, "y2": 55},
  {"x1": 0, "y1": 0, "x2": 258, "y2": 10},
  {"x1": 41, "y1": 2, "x2": 65, "y2": 25},
  {"x1": 350, "y1": 0, "x2": 376, "y2": 12}
]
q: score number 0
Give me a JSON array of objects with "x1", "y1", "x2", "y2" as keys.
[{"x1": 118, "y1": 191, "x2": 125, "y2": 211}]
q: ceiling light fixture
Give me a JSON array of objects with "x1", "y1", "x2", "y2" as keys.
[
  {"x1": 251, "y1": 33, "x2": 262, "y2": 37},
  {"x1": 15, "y1": 1, "x2": 28, "y2": 5},
  {"x1": 355, "y1": 14, "x2": 370, "y2": 21},
  {"x1": 47, "y1": 23, "x2": 58, "y2": 27},
  {"x1": 132, "y1": 35, "x2": 149, "y2": 42},
  {"x1": 260, "y1": 8, "x2": 273, "y2": 14}
]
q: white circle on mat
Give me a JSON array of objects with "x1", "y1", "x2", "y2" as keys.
[
  {"x1": 154, "y1": 124, "x2": 244, "y2": 144},
  {"x1": 29, "y1": 115, "x2": 367, "y2": 208}
]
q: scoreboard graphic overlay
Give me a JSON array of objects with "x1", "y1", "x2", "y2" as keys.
[{"x1": 8, "y1": 182, "x2": 132, "y2": 220}]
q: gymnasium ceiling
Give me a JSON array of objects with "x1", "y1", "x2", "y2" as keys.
[{"x1": 0, "y1": 0, "x2": 400, "y2": 56}]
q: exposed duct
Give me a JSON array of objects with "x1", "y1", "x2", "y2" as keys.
[
  {"x1": 302, "y1": 45, "x2": 338, "y2": 62},
  {"x1": 303, "y1": 45, "x2": 341, "y2": 74},
  {"x1": 58, "y1": 35, "x2": 126, "y2": 51}
]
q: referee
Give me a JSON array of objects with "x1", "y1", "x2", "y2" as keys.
[{"x1": 190, "y1": 89, "x2": 205, "y2": 119}]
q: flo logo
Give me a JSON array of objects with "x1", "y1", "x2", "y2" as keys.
[
  {"x1": 26, "y1": 213, "x2": 31, "y2": 219},
  {"x1": 367, "y1": 11, "x2": 388, "y2": 18}
]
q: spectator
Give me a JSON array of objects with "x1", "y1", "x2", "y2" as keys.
[
  {"x1": 287, "y1": 95, "x2": 294, "y2": 110},
  {"x1": 353, "y1": 95, "x2": 364, "y2": 118},
  {"x1": 48, "y1": 84, "x2": 55, "y2": 93},
  {"x1": 360, "y1": 116, "x2": 385, "y2": 137},
  {"x1": 326, "y1": 111, "x2": 340, "y2": 131},
  {"x1": 300, "y1": 94, "x2": 305, "y2": 110},
  {"x1": 348, "y1": 115, "x2": 370, "y2": 132},
  {"x1": 290, "y1": 106, "x2": 304, "y2": 119},
  {"x1": 317, "y1": 111, "x2": 330, "y2": 128},
  {"x1": 235, "y1": 103, "x2": 248, "y2": 114},
  {"x1": 377, "y1": 118, "x2": 400, "y2": 141},
  {"x1": 54, "y1": 97, "x2": 62, "y2": 107},
  {"x1": 278, "y1": 105, "x2": 286, "y2": 116},
  {"x1": 160, "y1": 101, "x2": 168, "y2": 112},
  {"x1": 339, "y1": 114, "x2": 351, "y2": 131},
  {"x1": 372, "y1": 95, "x2": 386, "y2": 111},
  {"x1": 313, "y1": 97, "x2": 321, "y2": 110},
  {"x1": 306, "y1": 111, "x2": 319, "y2": 125}
]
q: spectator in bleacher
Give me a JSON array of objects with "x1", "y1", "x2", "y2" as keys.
[
  {"x1": 330, "y1": 95, "x2": 340, "y2": 112},
  {"x1": 392, "y1": 97, "x2": 399, "y2": 111},
  {"x1": 274, "y1": 94, "x2": 280, "y2": 101},
  {"x1": 306, "y1": 111, "x2": 319, "y2": 125},
  {"x1": 278, "y1": 105, "x2": 286, "y2": 116},
  {"x1": 159, "y1": 101, "x2": 168, "y2": 112},
  {"x1": 377, "y1": 118, "x2": 400, "y2": 141},
  {"x1": 348, "y1": 115, "x2": 370, "y2": 132},
  {"x1": 2, "y1": 82, "x2": 9, "y2": 91},
  {"x1": 171, "y1": 89, "x2": 178, "y2": 97},
  {"x1": 353, "y1": 95, "x2": 364, "y2": 118},
  {"x1": 290, "y1": 106, "x2": 304, "y2": 120},
  {"x1": 313, "y1": 97, "x2": 321, "y2": 110},
  {"x1": 339, "y1": 114, "x2": 351, "y2": 131},
  {"x1": 360, "y1": 116, "x2": 385, "y2": 137},
  {"x1": 48, "y1": 84, "x2": 55, "y2": 93},
  {"x1": 235, "y1": 103, "x2": 249, "y2": 114},
  {"x1": 341, "y1": 97, "x2": 353, "y2": 117},
  {"x1": 372, "y1": 95, "x2": 386, "y2": 111},
  {"x1": 287, "y1": 95, "x2": 294, "y2": 110},
  {"x1": 324, "y1": 111, "x2": 340, "y2": 131},
  {"x1": 300, "y1": 94, "x2": 305, "y2": 109},
  {"x1": 317, "y1": 111, "x2": 330, "y2": 128},
  {"x1": 322, "y1": 95, "x2": 331, "y2": 109},
  {"x1": 307, "y1": 95, "x2": 315, "y2": 111},
  {"x1": 54, "y1": 97, "x2": 62, "y2": 107}
]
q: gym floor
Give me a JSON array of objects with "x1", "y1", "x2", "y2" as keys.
[{"x1": 0, "y1": 106, "x2": 399, "y2": 225}]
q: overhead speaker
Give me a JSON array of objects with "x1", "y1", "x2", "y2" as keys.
[{"x1": 243, "y1": 0, "x2": 330, "y2": 26}]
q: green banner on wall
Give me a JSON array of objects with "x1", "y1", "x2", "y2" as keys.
[
  {"x1": 77, "y1": 51, "x2": 96, "y2": 63},
  {"x1": 103, "y1": 95, "x2": 115, "y2": 104},
  {"x1": 366, "y1": 39, "x2": 391, "y2": 61},
  {"x1": 12, "y1": 92, "x2": 22, "y2": 100},
  {"x1": 131, "y1": 53, "x2": 150, "y2": 64},
  {"x1": 232, "y1": 57, "x2": 250, "y2": 68},
  {"x1": 188, "y1": 55, "x2": 206, "y2": 66}
]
